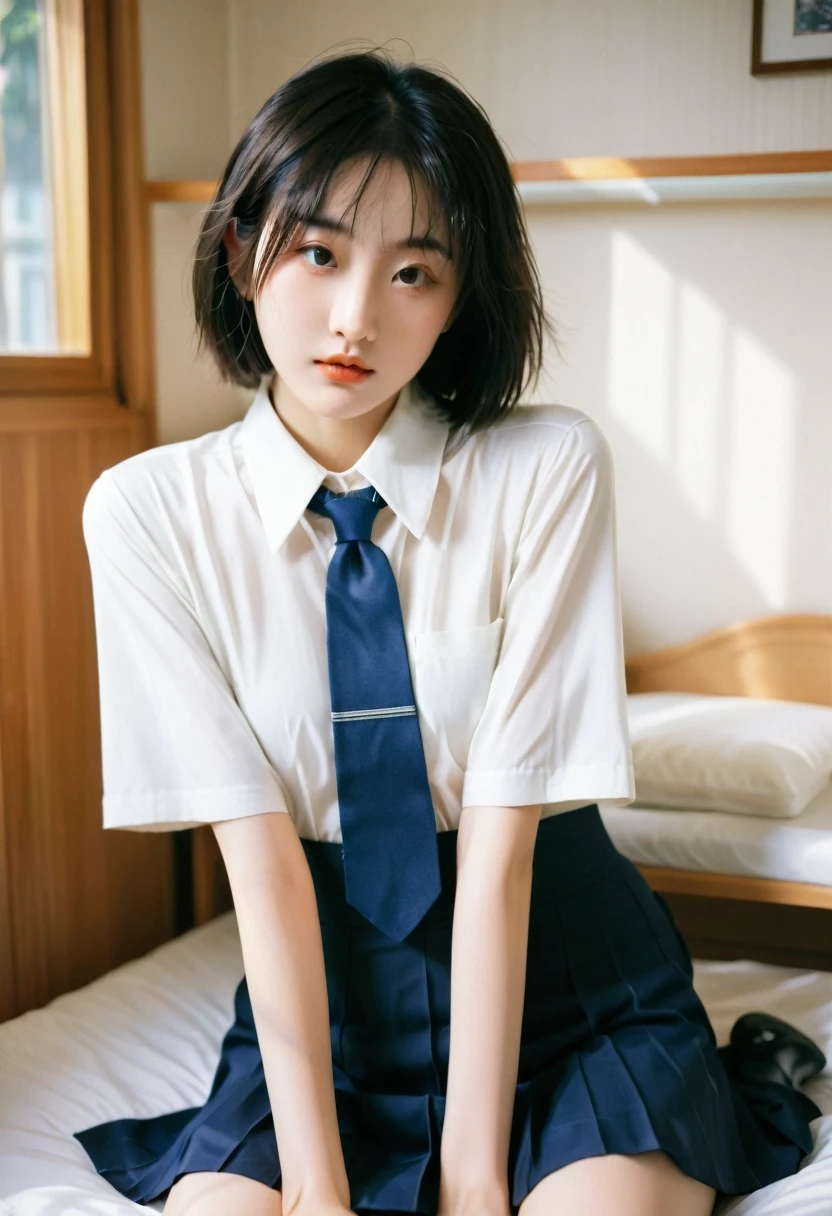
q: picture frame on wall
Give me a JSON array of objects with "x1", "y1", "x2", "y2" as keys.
[{"x1": 752, "y1": 0, "x2": 832, "y2": 74}]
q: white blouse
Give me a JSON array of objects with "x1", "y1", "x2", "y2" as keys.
[{"x1": 82, "y1": 374, "x2": 635, "y2": 840}]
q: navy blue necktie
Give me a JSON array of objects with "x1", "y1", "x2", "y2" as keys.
[{"x1": 306, "y1": 484, "x2": 442, "y2": 942}]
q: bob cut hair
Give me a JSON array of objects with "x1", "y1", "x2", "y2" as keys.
[{"x1": 192, "y1": 45, "x2": 558, "y2": 440}]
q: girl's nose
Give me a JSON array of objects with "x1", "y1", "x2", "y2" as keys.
[{"x1": 329, "y1": 272, "x2": 379, "y2": 344}]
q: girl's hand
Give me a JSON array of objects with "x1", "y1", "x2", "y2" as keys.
[
  {"x1": 282, "y1": 1204, "x2": 355, "y2": 1216},
  {"x1": 437, "y1": 1204, "x2": 511, "y2": 1216},
  {"x1": 437, "y1": 1178, "x2": 513, "y2": 1216}
]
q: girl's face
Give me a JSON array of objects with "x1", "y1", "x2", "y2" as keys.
[{"x1": 225, "y1": 157, "x2": 460, "y2": 435}]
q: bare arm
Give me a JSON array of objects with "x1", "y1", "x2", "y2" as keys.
[
  {"x1": 438, "y1": 802, "x2": 543, "y2": 1215},
  {"x1": 212, "y1": 811, "x2": 352, "y2": 1216}
]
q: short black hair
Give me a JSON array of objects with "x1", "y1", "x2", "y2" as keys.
[{"x1": 192, "y1": 44, "x2": 559, "y2": 440}]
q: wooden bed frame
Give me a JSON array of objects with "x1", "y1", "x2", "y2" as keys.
[{"x1": 190, "y1": 613, "x2": 832, "y2": 969}]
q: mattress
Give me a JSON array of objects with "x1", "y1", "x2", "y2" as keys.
[
  {"x1": 600, "y1": 782, "x2": 832, "y2": 888},
  {"x1": 1, "y1": 911, "x2": 831, "y2": 1215}
]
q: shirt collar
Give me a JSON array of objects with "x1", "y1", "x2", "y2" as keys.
[{"x1": 239, "y1": 374, "x2": 451, "y2": 555}]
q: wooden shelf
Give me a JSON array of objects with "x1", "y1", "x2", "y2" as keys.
[
  {"x1": 146, "y1": 179, "x2": 219, "y2": 203},
  {"x1": 513, "y1": 150, "x2": 832, "y2": 180},
  {"x1": 515, "y1": 150, "x2": 832, "y2": 204},
  {"x1": 146, "y1": 150, "x2": 832, "y2": 207}
]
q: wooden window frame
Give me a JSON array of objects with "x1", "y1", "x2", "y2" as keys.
[{"x1": 1, "y1": 0, "x2": 154, "y2": 427}]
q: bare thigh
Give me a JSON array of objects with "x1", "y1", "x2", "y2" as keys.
[
  {"x1": 163, "y1": 1171, "x2": 282, "y2": 1215},
  {"x1": 518, "y1": 1149, "x2": 716, "y2": 1216}
]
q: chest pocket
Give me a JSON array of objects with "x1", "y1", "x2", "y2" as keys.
[{"x1": 407, "y1": 617, "x2": 504, "y2": 771}]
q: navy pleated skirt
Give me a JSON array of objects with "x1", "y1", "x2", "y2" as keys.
[{"x1": 74, "y1": 804, "x2": 821, "y2": 1212}]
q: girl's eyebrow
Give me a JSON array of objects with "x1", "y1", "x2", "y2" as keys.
[{"x1": 305, "y1": 212, "x2": 452, "y2": 262}]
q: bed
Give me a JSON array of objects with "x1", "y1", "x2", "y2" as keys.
[
  {"x1": 611, "y1": 613, "x2": 832, "y2": 974},
  {"x1": 601, "y1": 791, "x2": 832, "y2": 973},
  {"x1": 601, "y1": 785, "x2": 832, "y2": 893},
  {"x1": 619, "y1": 613, "x2": 832, "y2": 909},
  {"x1": 1, "y1": 908, "x2": 832, "y2": 1216}
]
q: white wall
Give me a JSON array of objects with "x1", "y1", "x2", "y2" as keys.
[
  {"x1": 530, "y1": 197, "x2": 832, "y2": 649},
  {"x1": 139, "y1": 0, "x2": 832, "y2": 651},
  {"x1": 140, "y1": 0, "x2": 251, "y2": 440}
]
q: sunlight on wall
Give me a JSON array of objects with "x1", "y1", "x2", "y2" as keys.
[
  {"x1": 726, "y1": 330, "x2": 795, "y2": 607},
  {"x1": 607, "y1": 229, "x2": 796, "y2": 609},
  {"x1": 607, "y1": 234, "x2": 673, "y2": 463},
  {"x1": 675, "y1": 283, "x2": 725, "y2": 519}
]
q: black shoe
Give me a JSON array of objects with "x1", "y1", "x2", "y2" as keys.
[{"x1": 730, "y1": 1012, "x2": 827, "y2": 1090}]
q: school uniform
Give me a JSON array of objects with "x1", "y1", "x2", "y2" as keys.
[{"x1": 74, "y1": 375, "x2": 819, "y2": 1211}]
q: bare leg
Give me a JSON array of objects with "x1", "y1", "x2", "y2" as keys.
[
  {"x1": 518, "y1": 1149, "x2": 716, "y2": 1216},
  {"x1": 163, "y1": 1171, "x2": 282, "y2": 1215}
]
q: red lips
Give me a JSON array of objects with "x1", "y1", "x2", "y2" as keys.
[
  {"x1": 319, "y1": 355, "x2": 373, "y2": 371},
  {"x1": 315, "y1": 361, "x2": 374, "y2": 384}
]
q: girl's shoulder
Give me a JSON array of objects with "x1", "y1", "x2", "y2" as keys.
[
  {"x1": 82, "y1": 421, "x2": 243, "y2": 550},
  {"x1": 450, "y1": 402, "x2": 613, "y2": 481}
]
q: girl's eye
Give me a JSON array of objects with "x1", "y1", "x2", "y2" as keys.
[
  {"x1": 397, "y1": 265, "x2": 432, "y2": 290},
  {"x1": 301, "y1": 244, "x2": 334, "y2": 269},
  {"x1": 298, "y1": 244, "x2": 434, "y2": 290}
]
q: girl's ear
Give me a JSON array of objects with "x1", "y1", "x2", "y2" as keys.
[{"x1": 221, "y1": 219, "x2": 251, "y2": 299}]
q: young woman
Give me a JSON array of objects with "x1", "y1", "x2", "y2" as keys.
[{"x1": 74, "y1": 47, "x2": 825, "y2": 1216}]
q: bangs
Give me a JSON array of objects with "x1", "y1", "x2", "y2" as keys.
[{"x1": 247, "y1": 149, "x2": 469, "y2": 307}]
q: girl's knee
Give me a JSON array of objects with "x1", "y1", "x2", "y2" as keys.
[
  {"x1": 163, "y1": 1170, "x2": 282, "y2": 1215},
  {"x1": 518, "y1": 1149, "x2": 716, "y2": 1216}
]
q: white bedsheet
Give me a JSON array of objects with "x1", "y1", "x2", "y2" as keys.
[
  {"x1": 1, "y1": 911, "x2": 831, "y2": 1215},
  {"x1": 600, "y1": 782, "x2": 832, "y2": 888}
]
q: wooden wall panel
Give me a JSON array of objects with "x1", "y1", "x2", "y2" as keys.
[
  {"x1": 192, "y1": 824, "x2": 232, "y2": 928},
  {"x1": 0, "y1": 403, "x2": 175, "y2": 1019},
  {"x1": 0, "y1": 0, "x2": 173, "y2": 1021},
  {"x1": 0, "y1": 515, "x2": 13, "y2": 1022}
]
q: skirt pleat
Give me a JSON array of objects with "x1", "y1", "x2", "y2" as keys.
[{"x1": 74, "y1": 804, "x2": 821, "y2": 1213}]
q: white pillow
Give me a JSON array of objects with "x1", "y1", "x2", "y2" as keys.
[{"x1": 627, "y1": 692, "x2": 832, "y2": 818}]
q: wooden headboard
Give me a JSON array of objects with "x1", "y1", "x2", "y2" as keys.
[{"x1": 625, "y1": 614, "x2": 832, "y2": 705}]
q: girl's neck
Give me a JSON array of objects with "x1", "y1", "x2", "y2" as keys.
[{"x1": 267, "y1": 373, "x2": 399, "y2": 474}]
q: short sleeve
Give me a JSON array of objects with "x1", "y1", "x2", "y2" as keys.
[
  {"x1": 461, "y1": 418, "x2": 635, "y2": 813},
  {"x1": 82, "y1": 470, "x2": 291, "y2": 831}
]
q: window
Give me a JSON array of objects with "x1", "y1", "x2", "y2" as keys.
[{"x1": 0, "y1": 0, "x2": 90, "y2": 355}]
